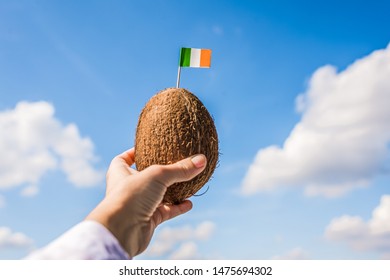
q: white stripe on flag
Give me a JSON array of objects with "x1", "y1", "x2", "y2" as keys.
[{"x1": 190, "y1": 48, "x2": 201, "y2": 67}]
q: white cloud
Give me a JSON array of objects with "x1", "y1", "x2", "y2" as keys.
[
  {"x1": 0, "y1": 227, "x2": 33, "y2": 249},
  {"x1": 241, "y1": 44, "x2": 390, "y2": 197},
  {"x1": 194, "y1": 221, "x2": 215, "y2": 240},
  {"x1": 325, "y1": 195, "x2": 390, "y2": 256},
  {"x1": 145, "y1": 221, "x2": 215, "y2": 259},
  {"x1": 169, "y1": 242, "x2": 199, "y2": 260},
  {"x1": 272, "y1": 247, "x2": 310, "y2": 260},
  {"x1": 0, "y1": 101, "x2": 104, "y2": 192},
  {"x1": 20, "y1": 185, "x2": 39, "y2": 197}
]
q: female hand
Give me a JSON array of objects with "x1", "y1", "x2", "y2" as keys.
[{"x1": 86, "y1": 148, "x2": 207, "y2": 258}]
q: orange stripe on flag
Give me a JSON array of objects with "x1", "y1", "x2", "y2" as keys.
[{"x1": 200, "y1": 49, "x2": 211, "y2": 67}]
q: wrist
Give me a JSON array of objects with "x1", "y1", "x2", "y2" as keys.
[{"x1": 85, "y1": 199, "x2": 136, "y2": 256}]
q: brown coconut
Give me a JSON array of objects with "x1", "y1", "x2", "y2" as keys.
[{"x1": 134, "y1": 87, "x2": 219, "y2": 204}]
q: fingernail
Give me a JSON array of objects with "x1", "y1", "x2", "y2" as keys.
[{"x1": 191, "y1": 154, "x2": 206, "y2": 168}]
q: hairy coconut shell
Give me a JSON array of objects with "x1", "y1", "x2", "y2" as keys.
[{"x1": 134, "y1": 87, "x2": 219, "y2": 204}]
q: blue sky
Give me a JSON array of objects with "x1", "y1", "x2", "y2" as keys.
[{"x1": 1, "y1": 0, "x2": 390, "y2": 260}]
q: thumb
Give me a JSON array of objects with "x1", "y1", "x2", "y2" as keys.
[{"x1": 143, "y1": 154, "x2": 207, "y2": 188}]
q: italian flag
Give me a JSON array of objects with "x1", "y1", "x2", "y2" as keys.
[{"x1": 179, "y1": 47, "x2": 212, "y2": 68}]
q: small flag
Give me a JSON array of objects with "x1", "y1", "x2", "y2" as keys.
[{"x1": 179, "y1": 47, "x2": 212, "y2": 68}]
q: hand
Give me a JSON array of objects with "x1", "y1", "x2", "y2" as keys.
[{"x1": 85, "y1": 148, "x2": 207, "y2": 258}]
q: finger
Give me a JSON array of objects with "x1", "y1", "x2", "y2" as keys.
[
  {"x1": 109, "y1": 148, "x2": 136, "y2": 171},
  {"x1": 107, "y1": 148, "x2": 137, "y2": 182},
  {"x1": 143, "y1": 154, "x2": 207, "y2": 187},
  {"x1": 153, "y1": 200, "x2": 193, "y2": 226},
  {"x1": 116, "y1": 148, "x2": 136, "y2": 166}
]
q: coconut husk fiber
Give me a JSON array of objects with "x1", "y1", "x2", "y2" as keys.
[{"x1": 134, "y1": 87, "x2": 219, "y2": 204}]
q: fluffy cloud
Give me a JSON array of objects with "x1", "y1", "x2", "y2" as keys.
[
  {"x1": 0, "y1": 227, "x2": 33, "y2": 249},
  {"x1": 325, "y1": 195, "x2": 390, "y2": 256},
  {"x1": 0, "y1": 101, "x2": 104, "y2": 192},
  {"x1": 169, "y1": 242, "x2": 199, "y2": 260},
  {"x1": 20, "y1": 185, "x2": 39, "y2": 197},
  {"x1": 241, "y1": 44, "x2": 390, "y2": 197},
  {"x1": 144, "y1": 221, "x2": 215, "y2": 259},
  {"x1": 272, "y1": 247, "x2": 310, "y2": 260}
]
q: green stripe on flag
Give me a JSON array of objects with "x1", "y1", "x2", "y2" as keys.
[{"x1": 179, "y1": 48, "x2": 191, "y2": 67}]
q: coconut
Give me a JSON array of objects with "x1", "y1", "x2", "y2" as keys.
[{"x1": 134, "y1": 87, "x2": 219, "y2": 204}]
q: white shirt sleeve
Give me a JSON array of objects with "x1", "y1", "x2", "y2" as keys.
[{"x1": 24, "y1": 220, "x2": 130, "y2": 260}]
